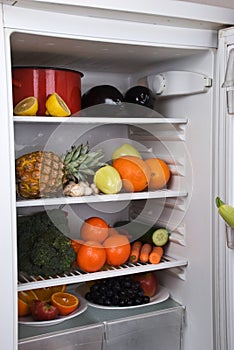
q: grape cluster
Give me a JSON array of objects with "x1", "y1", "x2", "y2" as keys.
[{"x1": 85, "y1": 275, "x2": 150, "y2": 307}]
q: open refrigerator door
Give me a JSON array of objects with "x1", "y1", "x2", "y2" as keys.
[{"x1": 217, "y1": 27, "x2": 234, "y2": 350}]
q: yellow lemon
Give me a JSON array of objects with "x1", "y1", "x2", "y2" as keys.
[
  {"x1": 45, "y1": 92, "x2": 71, "y2": 117},
  {"x1": 112, "y1": 143, "x2": 142, "y2": 160},
  {"x1": 13, "y1": 96, "x2": 38, "y2": 116},
  {"x1": 94, "y1": 165, "x2": 122, "y2": 194}
]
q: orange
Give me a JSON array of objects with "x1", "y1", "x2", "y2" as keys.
[
  {"x1": 71, "y1": 239, "x2": 84, "y2": 253},
  {"x1": 144, "y1": 158, "x2": 171, "y2": 190},
  {"x1": 33, "y1": 285, "x2": 66, "y2": 303},
  {"x1": 103, "y1": 234, "x2": 131, "y2": 266},
  {"x1": 18, "y1": 290, "x2": 38, "y2": 317},
  {"x1": 18, "y1": 298, "x2": 31, "y2": 317},
  {"x1": 113, "y1": 156, "x2": 151, "y2": 192},
  {"x1": 51, "y1": 292, "x2": 79, "y2": 316},
  {"x1": 80, "y1": 217, "x2": 109, "y2": 243},
  {"x1": 77, "y1": 240, "x2": 107, "y2": 272},
  {"x1": 108, "y1": 227, "x2": 119, "y2": 236}
]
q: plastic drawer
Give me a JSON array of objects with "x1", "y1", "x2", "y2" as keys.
[
  {"x1": 18, "y1": 323, "x2": 104, "y2": 350},
  {"x1": 103, "y1": 307, "x2": 183, "y2": 350}
]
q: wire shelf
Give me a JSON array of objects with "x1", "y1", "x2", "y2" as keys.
[{"x1": 18, "y1": 255, "x2": 187, "y2": 291}]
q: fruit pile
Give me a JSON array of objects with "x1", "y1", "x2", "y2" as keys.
[
  {"x1": 15, "y1": 142, "x2": 171, "y2": 199},
  {"x1": 73, "y1": 217, "x2": 131, "y2": 273},
  {"x1": 85, "y1": 275, "x2": 153, "y2": 307},
  {"x1": 94, "y1": 143, "x2": 171, "y2": 194},
  {"x1": 18, "y1": 285, "x2": 79, "y2": 321}
]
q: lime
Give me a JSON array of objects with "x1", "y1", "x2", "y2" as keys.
[
  {"x1": 94, "y1": 165, "x2": 122, "y2": 194},
  {"x1": 112, "y1": 143, "x2": 142, "y2": 160},
  {"x1": 13, "y1": 96, "x2": 38, "y2": 116},
  {"x1": 152, "y1": 228, "x2": 169, "y2": 246},
  {"x1": 45, "y1": 92, "x2": 71, "y2": 117}
]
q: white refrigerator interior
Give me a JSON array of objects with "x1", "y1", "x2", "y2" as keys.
[{"x1": 1, "y1": 1, "x2": 234, "y2": 350}]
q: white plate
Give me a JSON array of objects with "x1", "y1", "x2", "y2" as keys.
[
  {"x1": 76, "y1": 284, "x2": 170, "y2": 310},
  {"x1": 18, "y1": 293, "x2": 87, "y2": 327}
]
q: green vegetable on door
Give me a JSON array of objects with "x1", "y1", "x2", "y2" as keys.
[{"x1": 216, "y1": 197, "x2": 234, "y2": 228}]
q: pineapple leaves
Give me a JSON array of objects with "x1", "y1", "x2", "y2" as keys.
[{"x1": 63, "y1": 142, "x2": 106, "y2": 183}]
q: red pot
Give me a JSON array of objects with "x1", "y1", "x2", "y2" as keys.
[{"x1": 12, "y1": 67, "x2": 83, "y2": 115}]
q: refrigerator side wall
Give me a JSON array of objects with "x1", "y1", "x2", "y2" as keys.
[{"x1": 0, "y1": 5, "x2": 18, "y2": 350}]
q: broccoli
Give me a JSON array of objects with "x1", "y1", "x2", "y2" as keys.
[{"x1": 17, "y1": 209, "x2": 76, "y2": 277}]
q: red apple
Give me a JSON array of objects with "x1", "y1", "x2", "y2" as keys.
[
  {"x1": 31, "y1": 300, "x2": 59, "y2": 321},
  {"x1": 133, "y1": 272, "x2": 158, "y2": 297}
]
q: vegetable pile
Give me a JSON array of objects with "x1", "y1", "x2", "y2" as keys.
[
  {"x1": 114, "y1": 221, "x2": 169, "y2": 264},
  {"x1": 17, "y1": 209, "x2": 76, "y2": 277},
  {"x1": 130, "y1": 242, "x2": 164, "y2": 264}
]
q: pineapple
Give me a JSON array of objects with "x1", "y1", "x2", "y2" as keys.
[{"x1": 15, "y1": 143, "x2": 105, "y2": 199}]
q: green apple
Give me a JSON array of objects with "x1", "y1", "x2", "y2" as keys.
[
  {"x1": 94, "y1": 165, "x2": 122, "y2": 194},
  {"x1": 112, "y1": 143, "x2": 142, "y2": 160}
]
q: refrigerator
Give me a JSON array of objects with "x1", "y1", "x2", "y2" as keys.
[{"x1": 1, "y1": 1, "x2": 234, "y2": 349}]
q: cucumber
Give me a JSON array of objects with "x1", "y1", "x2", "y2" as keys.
[
  {"x1": 113, "y1": 221, "x2": 169, "y2": 246},
  {"x1": 152, "y1": 228, "x2": 169, "y2": 246},
  {"x1": 114, "y1": 221, "x2": 155, "y2": 242}
]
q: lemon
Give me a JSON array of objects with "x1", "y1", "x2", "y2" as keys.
[
  {"x1": 45, "y1": 92, "x2": 71, "y2": 117},
  {"x1": 112, "y1": 143, "x2": 142, "y2": 160},
  {"x1": 94, "y1": 165, "x2": 122, "y2": 194},
  {"x1": 13, "y1": 96, "x2": 38, "y2": 116}
]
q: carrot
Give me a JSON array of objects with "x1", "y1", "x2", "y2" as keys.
[
  {"x1": 129, "y1": 241, "x2": 142, "y2": 263},
  {"x1": 139, "y1": 243, "x2": 152, "y2": 263},
  {"x1": 149, "y1": 246, "x2": 164, "y2": 264}
]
